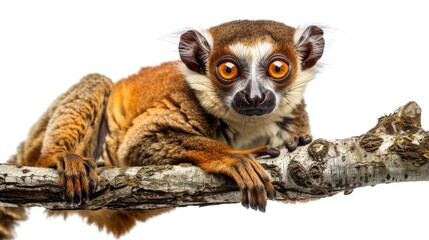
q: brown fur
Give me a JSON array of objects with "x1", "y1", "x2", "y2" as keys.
[
  {"x1": 103, "y1": 62, "x2": 217, "y2": 167},
  {"x1": 209, "y1": 20, "x2": 296, "y2": 46},
  {"x1": 0, "y1": 207, "x2": 26, "y2": 239},
  {"x1": 105, "y1": 61, "x2": 275, "y2": 214},
  {"x1": 2, "y1": 20, "x2": 324, "y2": 239},
  {"x1": 3, "y1": 73, "x2": 114, "y2": 239},
  {"x1": 276, "y1": 101, "x2": 311, "y2": 136},
  {"x1": 47, "y1": 208, "x2": 171, "y2": 238},
  {"x1": 2, "y1": 63, "x2": 276, "y2": 238}
]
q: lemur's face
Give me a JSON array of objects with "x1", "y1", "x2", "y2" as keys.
[{"x1": 179, "y1": 20, "x2": 324, "y2": 120}]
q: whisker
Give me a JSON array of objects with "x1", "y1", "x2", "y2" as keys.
[{"x1": 187, "y1": 76, "x2": 216, "y2": 91}]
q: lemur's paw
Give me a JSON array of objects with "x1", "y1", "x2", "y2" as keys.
[
  {"x1": 37, "y1": 153, "x2": 98, "y2": 206},
  {"x1": 285, "y1": 135, "x2": 312, "y2": 152}
]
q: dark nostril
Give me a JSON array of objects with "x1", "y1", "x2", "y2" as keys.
[
  {"x1": 244, "y1": 93, "x2": 267, "y2": 107},
  {"x1": 252, "y1": 96, "x2": 262, "y2": 106},
  {"x1": 242, "y1": 91, "x2": 268, "y2": 107}
]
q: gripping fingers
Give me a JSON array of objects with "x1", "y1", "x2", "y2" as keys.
[
  {"x1": 192, "y1": 148, "x2": 276, "y2": 212},
  {"x1": 83, "y1": 159, "x2": 99, "y2": 193},
  {"x1": 54, "y1": 154, "x2": 98, "y2": 206},
  {"x1": 56, "y1": 157, "x2": 66, "y2": 199},
  {"x1": 229, "y1": 169, "x2": 249, "y2": 209},
  {"x1": 231, "y1": 156, "x2": 275, "y2": 212},
  {"x1": 241, "y1": 159, "x2": 267, "y2": 212},
  {"x1": 235, "y1": 162, "x2": 260, "y2": 210},
  {"x1": 248, "y1": 158, "x2": 275, "y2": 200}
]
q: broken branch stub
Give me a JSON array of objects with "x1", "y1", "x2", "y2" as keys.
[{"x1": 0, "y1": 101, "x2": 428, "y2": 209}]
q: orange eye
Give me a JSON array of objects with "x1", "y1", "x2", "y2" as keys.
[
  {"x1": 217, "y1": 61, "x2": 239, "y2": 81},
  {"x1": 268, "y1": 60, "x2": 290, "y2": 80}
]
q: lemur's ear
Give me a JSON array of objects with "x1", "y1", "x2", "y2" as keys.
[
  {"x1": 295, "y1": 26, "x2": 325, "y2": 70},
  {"x1": 179, "y1": 30, "x2": 211, "y2": 74}
]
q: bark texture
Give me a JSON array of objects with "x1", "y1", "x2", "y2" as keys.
[{"x1": 0, "y1": 101, "x2": 428, "y2": 210}]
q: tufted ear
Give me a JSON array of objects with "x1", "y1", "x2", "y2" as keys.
[
  {"x1": 179, "y1": 30, "x2": 211, "y2": 74},
  {"x1": 294, "y1": 26, "x2": 325, "y2": 71}
]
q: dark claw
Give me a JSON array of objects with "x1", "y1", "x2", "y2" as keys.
[
  {"x1": 66, "y1": 192, "x2": 75, "y2": 206},
  {"x1": 298, "y1": 135, "x2": 312, "y2": 145},
  {"x1": 58, "y1": 172, "x2": 66, "y2": 199},
  {"x1": 89, "y1": 179, "x2": 98, "y2": 193},
  {"x1": 250, "y1": 200, "x2": 258, "y2": 211},
  {"x1": 344, "y1": 189, "x2": 354, "y2": 195},
  {"x1": 267, "y1": 188, "x2": 276, "y2": 200},
  {"x1": 285, "y1": 138, "x2": 298, "y2": 152},
  {"x1": 265, "y1": 147, "x2": 280, "y2": 158},
  {"x1": 96, "y1": 161, "x2": 105, "y2": 168},
  {"x1": 259, "y1": 204, "x2": 266, "y2": 213},
  {"x1": 59, "y1": 186, "x2": 66, "y2": 200},
  {"x1": 252, "y1": 147, "x2": 281, "y2": 158},
  {"x1": 74, "y1": 192, "x2": 82, "y2": 205},
  {"x1": 83, "y1": 189, "x2": 90, "y2": 203}
]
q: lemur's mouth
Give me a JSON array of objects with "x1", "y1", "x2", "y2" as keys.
[{"x1": 232, "y1": 106, "x2": 275, "y2": 116}]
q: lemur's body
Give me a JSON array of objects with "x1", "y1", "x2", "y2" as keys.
[{"x1": 1, "y1": 20, "x2": 324, "y2": 239}]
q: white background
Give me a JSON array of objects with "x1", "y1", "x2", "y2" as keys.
[{"x1": 1, "y1": 1, "x2": 429, "y2": 239}]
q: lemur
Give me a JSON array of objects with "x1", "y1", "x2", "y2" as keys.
[{"x1": 0, "y1": 20, "x2": 324, "y2": 239}]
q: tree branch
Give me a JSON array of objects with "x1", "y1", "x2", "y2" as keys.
[{"x1": 1, "y1": 101, "x2": 428, "y2": 210}]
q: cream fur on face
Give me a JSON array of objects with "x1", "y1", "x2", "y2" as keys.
[{"x1": 180, "y1": 25, "x2": 320, "y2": 149}]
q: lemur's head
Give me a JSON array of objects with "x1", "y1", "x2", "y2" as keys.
[{"x1": 179, "y1": 20, "x2": 324, "y2": 122}]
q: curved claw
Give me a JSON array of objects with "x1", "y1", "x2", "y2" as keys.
[
  {"x1": 96, "y1": 161, "x2": 106, "y2": 168},
  {"x1": 285, "y1": 138, "x2": 299, "y2": 152},
  {"x1": 299, "y1": 135, "x2": 312, "y2": 145}
]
